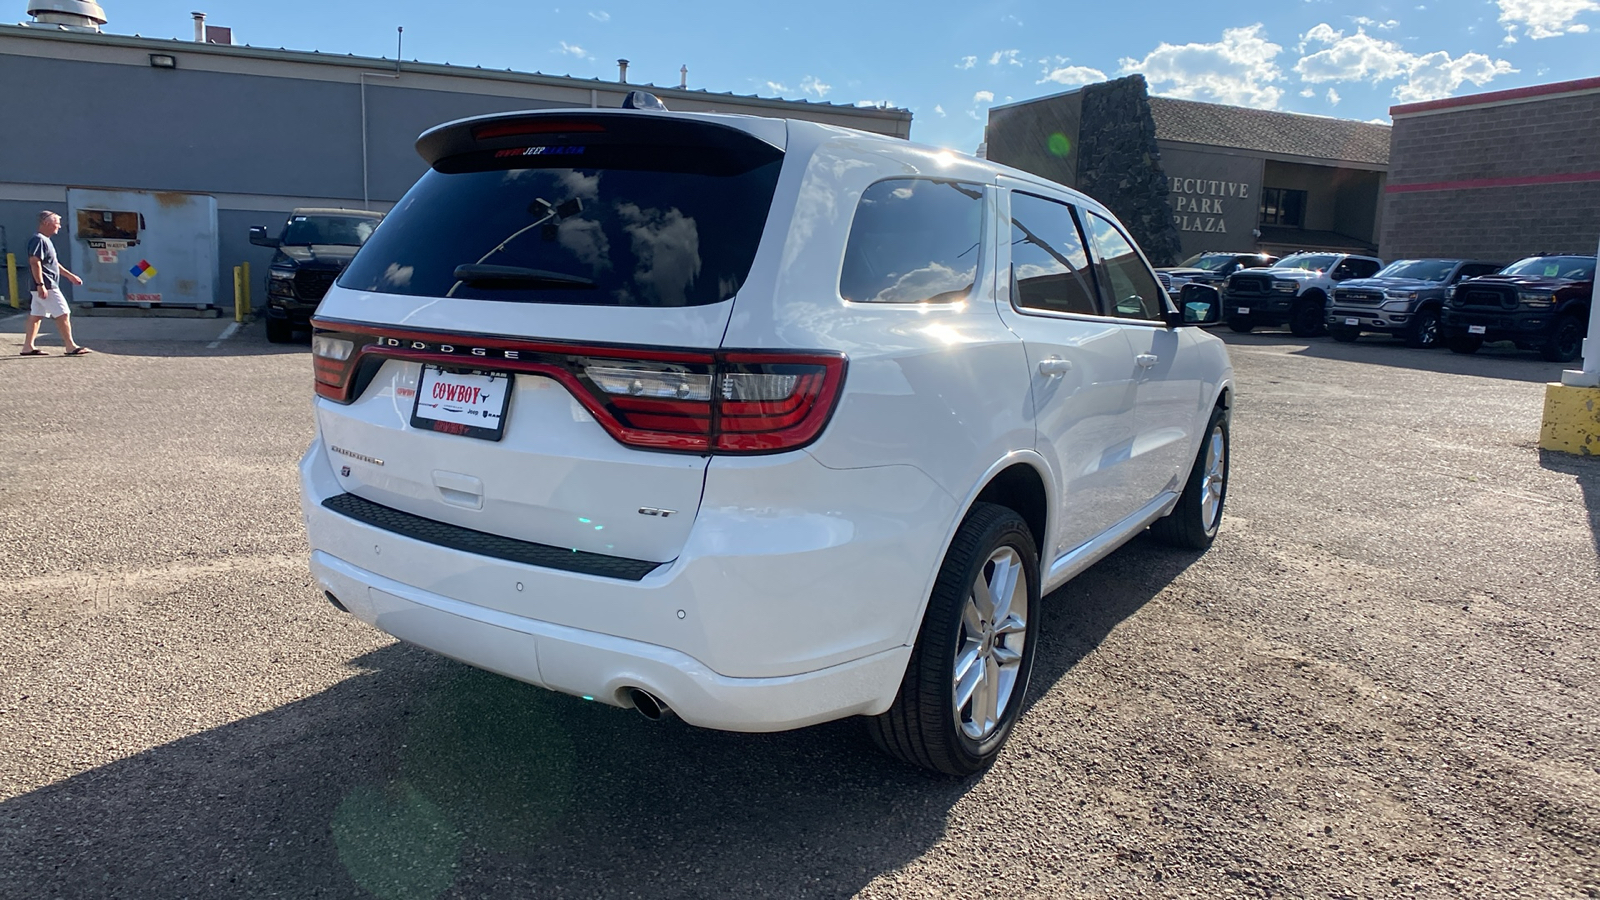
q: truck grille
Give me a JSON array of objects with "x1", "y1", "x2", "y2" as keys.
[
  {"x1": 1156, "y1": 272, "x2": 1172, "y2": 292},
  {"x1": 1227, "y1": 274, "x2": 1273, "y2": 295},
  {"x1": 1457, "y1": 286, "x2": 1515, "y2": 309},
  {"x1": 1334, "y1": 289, "x2": 1384, "y2": 305},
  {"x1": 294, "y1": 270, "x2": 339, "y2": 302}
]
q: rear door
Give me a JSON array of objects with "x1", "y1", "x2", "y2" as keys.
[
  {"x1": 311, "y1": 112, "x2": 788, "y2": 564},
  {"x1": 993, "y1": 182, "x2": 1143, "y2": 557}
]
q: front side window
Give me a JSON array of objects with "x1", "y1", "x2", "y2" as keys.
[
  {"x1": 340, "y1": 137, "x2": 783, "y2": 307},
  {"x1": 1008, "y1": 192, "x2": 1100, "y2": 316},
  {"x1": 1083, "y1": 213, "x2": 1165, "y2": 321},
  {"x1": 839, "y1": 179, "x2": 983, "y2": 304}
]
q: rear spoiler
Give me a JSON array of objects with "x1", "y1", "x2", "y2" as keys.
[{"x1": 415, "y1": 109, "x2": 787, "y2": 167}]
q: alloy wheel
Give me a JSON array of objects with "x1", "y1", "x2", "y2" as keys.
[
  {"x1": 1201, "y1": 425, "x2": 1227, "y2": 531},
  {"x1": 953, "y1": 547, "x2": 1029, "y2": 741}
]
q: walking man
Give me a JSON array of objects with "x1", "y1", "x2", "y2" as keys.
[{"x1": 22, "y1": 209, "x2": 90, "y2": 356}]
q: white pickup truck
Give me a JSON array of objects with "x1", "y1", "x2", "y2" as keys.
[{"x1": 1222, "y1": 252, "x2": 1384, "y2": 337}]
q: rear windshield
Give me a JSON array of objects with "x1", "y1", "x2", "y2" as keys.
[
  {"x1": 1500, "y1": 256, "x2": 1595, "y2": 280},
  {"x1": 340, "y1": 140, "x2": 784, "y2": 307}
]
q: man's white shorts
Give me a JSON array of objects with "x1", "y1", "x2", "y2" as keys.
[{"x1": 30, "y1": 288, "x2": 68, "y2": 318}]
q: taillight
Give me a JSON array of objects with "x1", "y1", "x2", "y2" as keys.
[{"x1": 309, "y1": 323, "x2": 845, "y2": 455}]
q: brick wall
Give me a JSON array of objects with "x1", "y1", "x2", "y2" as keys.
[{"x1": 1381, "y1": 87, "x2": 1600, "y2": 260}]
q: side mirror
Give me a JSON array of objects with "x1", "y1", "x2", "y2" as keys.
[
  {"x1": 1168, "y1": 283, "x2": 1222, "y2": 326},
  {"x1": 249, "y1": 225, "x2": 280, "y2": 248}
]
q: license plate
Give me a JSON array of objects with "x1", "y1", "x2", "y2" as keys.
[
  {"x1": 1235, "y1": 307, "x2": 1250, "y2": 315},
  {"x1": 1345, "y1": 318, "x2": 1360, "y2": 326},
  {"x1": 1468, "y1": 325, "x2": 1487, "y2": 335},
  {"x1": 411, "y1": 366, "x2": 512, "y2": 441}
]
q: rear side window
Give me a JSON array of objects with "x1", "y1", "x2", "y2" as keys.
[
  {"x1": 339, "y1": 135, "x2": 783, "y2": 307},
  {"x1": 1008, "y1": 192, "x2": 1100, "y2": 316},
  {"x1": 839, "y1": 179, "x2": 983, "y2": 303},
  {"x1": 1083, "y1": 213, "x2": 1165, "y2": 321}
]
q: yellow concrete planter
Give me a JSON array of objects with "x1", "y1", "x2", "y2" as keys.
[{"x1": 1540, "y1": 382, "x2": 1600, "y2": 456}]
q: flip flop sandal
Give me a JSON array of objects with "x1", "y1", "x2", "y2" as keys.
[
  {"x1": 19, "y1": 349, "x2": 45, "y2": 356},
  {"x1": 63, "y1": 347, "x2": 93, "y2": 356}
]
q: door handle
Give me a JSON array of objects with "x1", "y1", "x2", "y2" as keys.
[
  {"x1": 1038, "y1": 357, "x2": 1072, "y2": 377},
  {"x1": 1135, "y1": 354, "x2": 1159, "y2": 369}
]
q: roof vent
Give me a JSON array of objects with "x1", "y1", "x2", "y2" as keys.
[{"x1": 26, "y1": 0, "x2": 106, "y2": 31}]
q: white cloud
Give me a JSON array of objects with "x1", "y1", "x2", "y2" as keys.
[
  {"x1": 973, "y1": 90, "x2": 995, "y2": 104},
  {"x1": 1120, "y1": 24, "x2": 1285, "y2": 109},
  {"x1": 800, "y1": 75, "x2": 831, "y2": 98},
  {"x1": 934, "y1": 104, "x2": 947, "y2": 116},
  {"x1": 957, "y1": 56, "x2": 976, "y2": 69},
  {"x1": 1037, "y1": 62, "x2": 1107, "y2": 86},
  {"x1": 1327, "y1": 87, "x2": 1341, "y2": 104},
  {"x1": 588, "y1": 10, "x2": 610, "y2": 21},
  {"x1": 558, "y1": 41, "x2": 591, "y2": 59},
  {"x1": 1353, "y1": 16, "x2": 1399, "y2": 28},
  {"x1": 766, "y1": 81, "x2": 791, "y2": 94},
  {"x1": 1394, "y1": 51, "x2": 1518, "y2": 102},
  {"x1": 1294, "y1": 24, "x2": 1517, "y2": 102},
  {"x1": 989, "y1": 49, "x2": 1023, "y2": 66},
  {"x1": 1497, "y1": 0, "x2": 1599, "y2": 39},
  {"x1": 855, "y1": 99, "x2": 893, "y2": 108}
]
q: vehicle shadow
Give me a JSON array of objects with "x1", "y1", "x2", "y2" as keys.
[
  {"x1": 1538, "y1": 449, "x2": 1600, "y2": 558},
  {"x1": 0, "y1": 542, "x2": 1183, "y2": 899},
  {"x1": 1216, "y1": 329, "x2": 1568, "y2": 384}
]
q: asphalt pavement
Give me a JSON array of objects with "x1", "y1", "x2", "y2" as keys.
[{"x1": 0, "y1": 316, "x2": 1595, "y2": 898}]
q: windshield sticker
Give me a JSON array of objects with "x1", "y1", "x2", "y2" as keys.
[
  {"x1": 495, "y1": 145, "x2": 586, "y2": 158},
  {"x1": 1544, "y1": 263, "x2": 1560, "y2": 276}
]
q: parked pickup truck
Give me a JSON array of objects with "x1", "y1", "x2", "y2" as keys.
[
  {"x1": 1326, "y1": 258, "x2": 1504, "y2": 349},
  {"x1": 1223, "y1": 252, "x2": 1384, "y2": 337},
  {"x1": 250, "y1": 208, "x2": 385, "y2": 343},
  {"x1": 1441, "y1": 254, "x2": 1595, "y2": 362},
  {"x1": 1157, "y1": 251, "x2": 1278, "y2": 299}
]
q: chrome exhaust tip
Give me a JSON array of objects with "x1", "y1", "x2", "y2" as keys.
[{"x1": 625, "y1": 688, "x2": 672, "y2": 721}]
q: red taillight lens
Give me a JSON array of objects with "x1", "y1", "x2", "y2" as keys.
[
  {"x1": 472, "y1": 120, "x2": 607, "y2": 140},
  {"x1": 309, "y1": 324, "x2": 845, "y2": 455}
]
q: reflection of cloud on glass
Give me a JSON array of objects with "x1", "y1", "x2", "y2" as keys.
[
  {"x1": 867, "y1": 262, "x2": 975, "y2": 303},
  {"x1": 1015, "y1": 261, "x2": 1068, "y2": 280},
  {"x1": 379, "y1": 263, "x2": 414, "y2": 288},
  {"x1": 556, "y1": 218, "x2": 611, "y2": 273},
  {"x1": 557, "y1": 170, "x2": 602, "y2": 200},
  {"x1": 617, "y1": 203, "x2": 701, "y2": 307}
]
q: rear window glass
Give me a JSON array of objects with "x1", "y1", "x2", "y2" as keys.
[
  {"x1": 339, "y1": 140, "x2": 783, "y2": 307},
  {"x1": 840, "y1": 179, "x2": 983, "y2": 303}
]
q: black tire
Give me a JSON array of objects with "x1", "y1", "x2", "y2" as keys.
[
  {"x1": 1329, "y1": 326, "x2": 1359, "y2": 343},
  {"x1": 1289, "y1": 297, "x2": 1326, "y2": 338},
  {"x1": 1226, "y1": 318, "x2": 1254, "y2": 334},
  {"x1": 1405, "y1": 306, "x2": 1442, "y2": 349},
  {"x1": 1447, "y1": 333, "x2": 1483, "y2": 355},
  {"x1": 1150, "y1": 405, "x2": 1229, "y2": 550},
  {"x1": 1540, "y1": 315, "x2": 1584, "y2": 363},
  {"x1": 865, "y1": 502, "x2": 1040, "y2": 777},
  {"x1": 265, "y1": 317, "x2": 293, "y2": 344}
]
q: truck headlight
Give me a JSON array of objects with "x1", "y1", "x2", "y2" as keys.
[
  {"x1": 1384, "y1": 290, "x2": 1418, "y2": 301},
  {"x1": 1517, "y1": 290, "x2": 1555, "y2": 309},
  {"x1": 1272, "y1": 280, "x2": 1297, "y2": 293}
]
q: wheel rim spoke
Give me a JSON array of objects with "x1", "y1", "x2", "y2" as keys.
[{"x1": 954, "y1": 544, "x2": 1031, "y2": 741}]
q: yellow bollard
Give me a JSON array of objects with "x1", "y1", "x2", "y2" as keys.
[
  {"x1": 5, "y1": 253, "x2": 17, "y2": 309},
  {"x1": 241, "y1": 261, "x2": 251, "y2": 320},
  {"x1": 233, "y1": 265, "x2": 244, "y2": 323}
]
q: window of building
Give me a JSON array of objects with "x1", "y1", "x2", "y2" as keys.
[
  {"x1": 1258, "y1": 188, "x2": 1306, "y2": 228},
  {"x1": 1008, "y1": 192, "x2": 1100, "y2": 316},
  {"x1": 840, "y1": 178, "x2": 984, "y2": 303}
]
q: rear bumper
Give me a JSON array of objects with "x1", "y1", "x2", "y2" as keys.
[
  {"x1": 300, "y1": 436, "x2": 955, "y2": 731},
  {"x1": 311, "y1": 550, "x2": 912, "y2": 732}
]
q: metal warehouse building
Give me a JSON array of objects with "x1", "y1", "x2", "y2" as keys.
[
  {"x1": 985, "y1": 75, "x2": 1391, "y2": 267},
  {"x1": 1380, "y1": 76, "x2": 1600, "y2": 262},
  {"x1": 0, "y1": 14, "x2": 910, "y2": 312}
]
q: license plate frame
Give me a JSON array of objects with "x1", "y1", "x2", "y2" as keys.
[
  {"x1": 411, "y1": 365, "x2": 512, "y2": 441},
  {"x1": 1467, "y1": 325, "x2": 1487, "y2": 335}
]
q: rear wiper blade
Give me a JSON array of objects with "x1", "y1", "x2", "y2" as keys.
[{"x1": 450, "y1": 264, "x2": 596, "y2": 290}]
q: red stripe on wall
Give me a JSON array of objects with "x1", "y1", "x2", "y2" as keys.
[
  {"x1": 1389, "y1": 76, "x2": 1600, "y2": 116},
  {"x1": 1385, "y1": 170, "x2": 1600, "y2": 194}
]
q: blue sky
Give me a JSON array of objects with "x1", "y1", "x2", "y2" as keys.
[{"x1": 98, "y1": 0, "x2": 1597, "y2": 150}]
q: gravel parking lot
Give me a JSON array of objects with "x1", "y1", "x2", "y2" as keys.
[{"x1": 1, "y1": 319, "x2": 1596, "y2": 899}]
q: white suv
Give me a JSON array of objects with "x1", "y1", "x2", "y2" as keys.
[{"x1": 301, "y1": 106, "x2": 1234, "y2": 776}]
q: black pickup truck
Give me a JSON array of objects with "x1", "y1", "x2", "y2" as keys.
[
  {"x1": 250, "y1": 208, "x2": 384, "y2": 343},
  {"x1": 1440, "y1": 254, "x2": 1595, "y2": 362}
]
